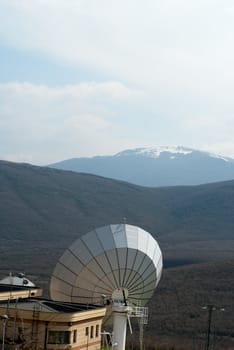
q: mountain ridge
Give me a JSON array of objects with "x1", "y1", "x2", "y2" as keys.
[
  {"x1": 49, "y1": 146, "x2": 234, "y2": 187},
  {"x1": 1, "y1": 159, "x2": 234, "y2": 247},
  {"x1": 116, "y1": 146, "x2": 233, "y2": 161}
]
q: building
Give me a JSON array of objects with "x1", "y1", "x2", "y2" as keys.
[{"x1": 0, "y1": 275, "x2": 106, "y2": 350}]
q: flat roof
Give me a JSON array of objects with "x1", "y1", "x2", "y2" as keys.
[
  {"x1": 0, "y1": 284, "x2": 39, "y2": 292},
  {"x1": 0, "y1": 298, "x2": 105, "y2": 313},
  {"x1": 43, "y1": 300, "x2": 104, "y2": 313}
]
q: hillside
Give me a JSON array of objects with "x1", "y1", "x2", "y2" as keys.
[
  {"x1": 129, "y1": 259, "x2": 234, "y2": 350},
  {"x1": 1, "y1": 160, "x2": 234, "y2": 274},
  {"x1": 1, "y1": 160, "x2": 234, "y2": 348},
  {"x1": 49, "y1": 146, "x2": 234, "y2": 187}
]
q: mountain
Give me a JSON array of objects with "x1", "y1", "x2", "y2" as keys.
[
  {"x1": 48, "y1": 146, "x2": 234, "y2": 187},
  {"x1": 1, "y1": 159, "x2": 234, "y2": 277}
]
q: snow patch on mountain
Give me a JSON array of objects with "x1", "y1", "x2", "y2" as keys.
[
  {"x1": 208, "y1": 153, "x2": 231, "y2": 162},
  {"x1": 116, "y1": 146, "x2": 194, "y2": 158},
  {"x1": 115, "y1": 146, "x2": 234, "y2": 162}
]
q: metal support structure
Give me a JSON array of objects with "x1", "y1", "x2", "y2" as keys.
[
  {"x1": 31, "y1": 303, "x2": 40, "y2": 349},
  {"x1": 101, "y1": 331, "x2": 112, "y2": 350},
  {"x1": 130, "y1": 306, "x2": 148, "y2": 350}
]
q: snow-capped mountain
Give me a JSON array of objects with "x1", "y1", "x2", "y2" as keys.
[
  {"x1": 48, "y1": 146, "x2": 234, "y2": 187},
  {"x1": 116, "y1": 146, "x2": 232, "y2": 161},
  {"x1": 116, "y1": 146, "x2": 194, "y2": 158}
]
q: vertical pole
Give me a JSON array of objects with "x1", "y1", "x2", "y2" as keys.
[
  {"x1": 139, "y1": 317, "x2": 143, "y2": 350},
  {"x1": 13, "y1": 298, "x2": 18, "y2": 343},
  {"x1": 205, "y1": 305, "x2": 213, "y2": 350},
  {"x1": 44, "y1": 322, "x2": 49, "y2": 350},
  {"x1": 2, "y1": 315, "x2": 8, "y2": 350}
]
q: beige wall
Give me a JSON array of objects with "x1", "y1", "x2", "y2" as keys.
[
  {"x1": 0, "y1": 289, "x2": 42, "y2": 301},
  {"x1": 0, "y1": 304, "x2": 106, "y2": 350}
]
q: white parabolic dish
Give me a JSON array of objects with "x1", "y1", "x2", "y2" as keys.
[{"x1": 50, "y1": 224, "x2": 163, "y2": 306}]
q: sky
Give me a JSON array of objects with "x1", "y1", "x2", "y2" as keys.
[{"x1": 1, "y1": 0, "x2": 234, "y2": 164}]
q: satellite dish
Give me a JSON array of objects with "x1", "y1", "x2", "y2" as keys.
[
  {"x1": 50, "y1": 224, "x2": 162, "y2": 306},
  {"x1": 50, "y1": 224, "x2": 163, "y2": 350}
]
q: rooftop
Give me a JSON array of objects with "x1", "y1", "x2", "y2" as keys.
[
  {"x1": 0, "y1": 273, "x2": 36, "y2": 287},
  {"x1": 0, "y1": 284, "x2": 39, "y2": 292},
  {"x1": 0, "y1": 298, "x2": 105, "y2": 313}
]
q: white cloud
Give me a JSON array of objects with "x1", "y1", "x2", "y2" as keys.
[
  {"x1": 1, "y1": 1, "x2": 234, "y2": 160},
  {"x1": 0, "y1": 81, "x2": 143, "y2": 164},
  {"x1": 0, "y1": 0, "x2": 232, "y2": 80},
  {"x1": 1, "y1": 0, "x2": 234, "y2": 106},
  {"x1": 1, "y1": 80, "x2": 234, "y2": 164}
]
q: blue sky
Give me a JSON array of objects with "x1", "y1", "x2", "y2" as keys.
[
  {"x1": 1, "y1": 0, "x2": 234, "y2": 164},
  {"x1": 0, "y1": 44, "x2": 109, "y2": 85}
]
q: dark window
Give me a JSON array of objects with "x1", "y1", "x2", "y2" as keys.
[
  {"x1": 85, "y1": 327, "x2": 89, "y2": 336},
  {"x1": 90, "y1": 326, "x2": 94, "y2": 338},
  {"x1": 48, "y1": 331, "x2": 70, "y2": 344},
  {"x1": 96, "y1": 325, "x2": 99, "y2": 337},
  {"x1": 73, "y1": 330, "x2": 77, "y2": 343}
]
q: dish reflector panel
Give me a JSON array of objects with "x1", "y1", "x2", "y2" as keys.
[{"x1": 50, "y1": 224, "x2": 162, "y2": 306}]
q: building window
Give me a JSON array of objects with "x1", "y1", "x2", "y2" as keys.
[
  {"x1": 90, "y1": 326, "x2": 94, "y2": 338},
  {"x1": 48, "y1": 331, "x2": 70, "y2": 344},
  {"x1": 96, "y1": 325, "x2": 99, "y2": 337},
  {"x1": 85, "y1": 327, "x2": 89, "y2": 336},
  {"x1": 73, "y1": 330, "x2": 77, "y2": 343}
]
